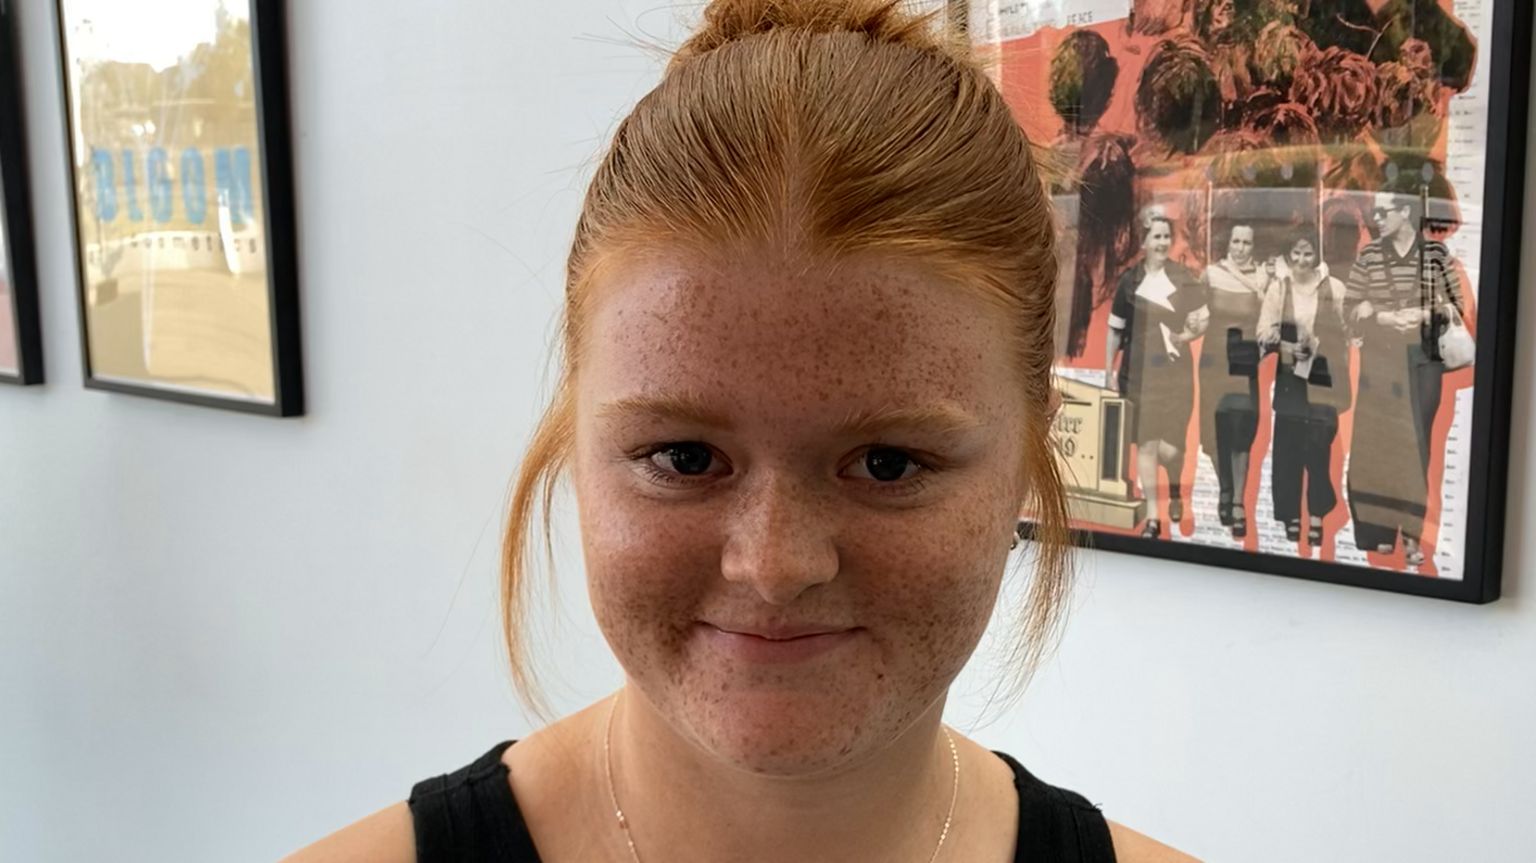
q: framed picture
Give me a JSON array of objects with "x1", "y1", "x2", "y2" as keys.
[
  {"x1": 970, "y1": 0, "x2": 1531, "y2": 602},
  {"x1": 1, "y1": 0, "x2": 43, "y2": 386},
  {"x1": 54, "y1": 0, "x2": 302, "y2": 415}
]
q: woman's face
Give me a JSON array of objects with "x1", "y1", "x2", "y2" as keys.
[
  {"x1": 1226, "y1": 226, "x2": 1255, "y2": 265},
  {"x1": 1144, "y1": 219, "x2": 1173, "y2": 262},
  {"x1": 573, "y1": 250, "x2": 1030, "y2": 776},
  {"x1": 1289, "y1": 239, "x2": 1318, "y2": 272}
]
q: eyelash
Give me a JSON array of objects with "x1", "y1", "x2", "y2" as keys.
[{"x1": 631, "y1": 443, "x2": 935, "y2": 496}]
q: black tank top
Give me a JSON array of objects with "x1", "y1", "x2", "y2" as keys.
[{"x1": 409, "y1": 740, "x2": 1117, "y2": 862}]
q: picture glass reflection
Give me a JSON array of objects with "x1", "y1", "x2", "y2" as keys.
[{"x1": 60, "y1": 0, "x2": 274, "y2": 402}]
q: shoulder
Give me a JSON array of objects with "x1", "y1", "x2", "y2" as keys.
[
  {"x1": 277, "y1": 801, "x2": 415, "y2": 863},
  {"x1": 991, "y1": 748, "x2": 1195, "y2": 863},
  {"x1": 1355, "y1": 241, "x2": 1388, "y2": 261},
  {"x1": 1169, "y1": 261, "x2": 1202, "y2": 288},
  {"x1": 278, "y1": 739, "x2": 521, "y2": 863},
  {"x1": 1167, "y1": 260, "x2": 1197, "y2": 280},
  {"x1": 1422, "y1": 240, "x2": 1455, "y2": 261},
  {"x1": 1107, "y1": 819, "x2": 1204, "y2": 863}
]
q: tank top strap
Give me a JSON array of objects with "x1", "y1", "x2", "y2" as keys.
[
  {"x1": 992, "y1": 750, "x2": 1117, "y2": 863},
  {"x1": 408, "y1": 740, "x2": 543, "y2": 863}
]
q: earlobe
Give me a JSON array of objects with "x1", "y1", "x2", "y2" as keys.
[{"x1": 1046, "y1": 385, "x2": 1063, "y2": 421}]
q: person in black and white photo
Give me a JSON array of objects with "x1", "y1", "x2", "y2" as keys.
[
  {"x1": 1106, "y1": 208, "x2": 1208, "y2": 539},
  {"x1": 1344, "y1": 188, "x2": 1468, "y2": 568},
  {"x1": 1260, "y1": 226, "x2": 1350, "y2": 550},
  {"x1": 1198, "y1": 221, "x2": 1272, "y2": 540}
]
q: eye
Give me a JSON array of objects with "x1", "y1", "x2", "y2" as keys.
[
  {"x1": 846, "y1": 447, "x2": 925, "y2": 484},
  {"x1": 645, "y1": 442, "x2": 719, "y2": 478}
]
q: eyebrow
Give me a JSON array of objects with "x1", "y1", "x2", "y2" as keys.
[
  {"x1": 837, "y1": 402, "x2": 985, "y2": 438},
  {"x1": 596, "y1": 393, "x2": 733, "y2": 428},
  {"x1": 595, "y1": 394, "x2": 985, "y2": 437}
]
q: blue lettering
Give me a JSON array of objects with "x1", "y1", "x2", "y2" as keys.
[
  {"x1": 180, "y1": 148, "x2": 207, "y2": 224},
  {"x1": 90, "y1": 148, "x2": 117, "y2": 221},
  {"x1": 88, "y1": 145, "x2": 261, "y2": 226},
  {"x1": 121, "y1": 149, "x2": 143, "y2": 221},
  {"x1": 147, "y1": 148, "x2": 173, "y2": 223},
  {"x1": 215, "y1": 147, "x2": 255, "y2": 227}
]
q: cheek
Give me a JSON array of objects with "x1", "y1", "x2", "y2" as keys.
[
  {"x1": 846, "y1": 496, "x2": 1009, "y2": 673},
  {"x1": 575, "y1": 463, "x2": 720, "y2": 666}
]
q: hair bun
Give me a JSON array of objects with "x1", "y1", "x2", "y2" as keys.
[{"x1": 674, "y1": 0, "x2": 956, "y2": 66}]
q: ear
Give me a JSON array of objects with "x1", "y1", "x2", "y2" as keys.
[{"x1": 1046, "y1": 384, "x2": 1063, "y2": 420}]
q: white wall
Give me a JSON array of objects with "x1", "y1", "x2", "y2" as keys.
[{"x1": 2, "y1": 2, "x2": 1532, "y2": 861}]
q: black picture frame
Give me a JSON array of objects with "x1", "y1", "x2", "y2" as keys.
[
  {"x1": 52, "y1": 0, "x2": 302, "y2": 415},
  {"x1": 991, "y1": 0, "x2": 1531, "y2": 603},
  {"x1": 0, "y1": 0, "x2": 43, "y2": 386}
]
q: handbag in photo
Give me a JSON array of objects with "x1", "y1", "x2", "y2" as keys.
[{"x1": 1438, "y1": 307, "x2": 1476, "y2": 370}]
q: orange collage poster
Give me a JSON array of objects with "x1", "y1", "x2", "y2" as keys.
[{"x1": 980, "y1": 0, "x2": 1522, "y2": 596}]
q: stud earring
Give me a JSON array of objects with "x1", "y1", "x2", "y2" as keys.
[{"x1": 1010, "y1": 533, "x2": 1020, "y2": 551}]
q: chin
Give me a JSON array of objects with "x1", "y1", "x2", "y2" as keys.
[
  {"x1": 672, "y1": 676, "x2": 908, "y2": 777},
  {"x1": 617, "y1": 623, "x2": 959, "y2": 776},
  {"x1": 695, "y1": 701, "x2": 877, "y2": 775}
]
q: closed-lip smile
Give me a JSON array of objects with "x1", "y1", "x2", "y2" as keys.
[
  {"x1": 697, "y1": 622, "x2": 861, "y2": 663},
  {"x1": 705, "y1": 622, "x2": 856, "y2": 640}
]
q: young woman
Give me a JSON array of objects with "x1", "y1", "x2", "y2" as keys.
[
  {"x1": 283, "y1": 2, "x2": 1197, "y2": 861},
  {"x1": 1259, "y1": 228, "x2": 1349, "y2": 548},
  {"x1": 1106, "y1": 210, "x2": 1208, "y2": 540},
  {"x1": 1198, "y1": 223, "x2": 1271, "y2": 539}
]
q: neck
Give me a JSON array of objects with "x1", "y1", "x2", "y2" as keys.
[
  {"x1": 602, "y1": 685, "x2": 958, "y2": 863},
  {"x1": 1392, "y1": 227, "x2": 1418, "y2": 252}
]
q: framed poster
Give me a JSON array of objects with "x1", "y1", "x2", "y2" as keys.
[
  {"x1": 54, "y1": 0, "x2": 302, "y2": 415},
  {"x1": 975, "y1": 0, "x2": 1531, "y2": 601},
  {"x1": 1, "y1": 0, "x2": 43, "y2": 386}
]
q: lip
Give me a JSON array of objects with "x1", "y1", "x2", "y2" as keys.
[{"x1": 698, "y1": 623, "x2": 860, "y2": 664}]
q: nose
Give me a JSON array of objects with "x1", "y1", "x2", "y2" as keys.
[{"x1": 719, "y1": 475, "x2": 840, "y2": 606}]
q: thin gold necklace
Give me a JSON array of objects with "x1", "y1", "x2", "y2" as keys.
[{"x1": 602, "y1": 691, "x2": 961, "y2": 863}]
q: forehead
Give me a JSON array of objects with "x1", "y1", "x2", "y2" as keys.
[{"x1": 577, "y1": 252, "x2": 1019, "y2": 426}]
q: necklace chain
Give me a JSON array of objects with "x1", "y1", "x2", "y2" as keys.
[{"x1": 602, "y1": 692, "x2": 960, "y2": 863}]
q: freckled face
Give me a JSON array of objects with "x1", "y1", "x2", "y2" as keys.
[{"x1": 573, "y1": 251, "x2": 1030, "y2": 776}]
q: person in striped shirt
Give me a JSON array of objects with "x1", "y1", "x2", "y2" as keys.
[{"x1": 1343, "y1": 189, "x2": 1468, "y2": 568}]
